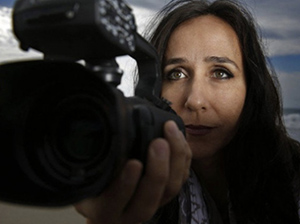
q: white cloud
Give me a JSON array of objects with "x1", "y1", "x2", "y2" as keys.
[
  {"x1": 278, "y1": 71, "x2": 300, "y2": 108},
  {"x1": 283, "y1": 113, "x2": 300, "y2": 129},
  {"x1": 0, "y1": 7, "x2": 14, "y2": 43},
  {"x1": 252, "y1": 0, "x2": 300, "y2": 56},
  {"x1": 116, "y1": 55, "x2": 136, "y2": 96},
  {"x1": 263, "y1": 38, "x2": 300, "y2": 57},
  {"x1": 131, "y1": 5, "x2": 156, "y2": 33},
  {"x1": 0, "y1": 7, "x2": 42, "y2": 62}
]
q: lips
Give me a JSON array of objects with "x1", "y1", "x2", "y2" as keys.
[{"x1": 185, "y1": 124, "x2": 214, "y2": 136}]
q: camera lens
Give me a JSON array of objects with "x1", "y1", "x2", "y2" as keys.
[{"x1": 57, "y1": 110, "x2": 109, "y2": 163}]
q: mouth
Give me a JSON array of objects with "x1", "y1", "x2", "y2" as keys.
[{"x1": 185, "y1": 124, "x2": 214, "y2": 136}]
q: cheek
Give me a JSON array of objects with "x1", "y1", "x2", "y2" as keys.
[
  {"x1": 217, "y1": 86, "x2": 246, "y2": 129},
  {"x1": 161, "y1": 83, "x2": 184, "y2": 111}
]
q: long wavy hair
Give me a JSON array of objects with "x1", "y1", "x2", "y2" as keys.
[{"x1": 145, "y1": 0, "x2": 300, "y2": 223}]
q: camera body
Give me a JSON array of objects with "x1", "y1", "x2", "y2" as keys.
[{"x1": 0, "y1": 0, "x2": 184, "y2": 206}]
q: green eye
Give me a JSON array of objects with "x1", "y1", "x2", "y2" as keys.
[
  {"x1": 166, "y1": 70, "x2": 187, "y2": 80},
  {"x1": 212, "y1": 69, "x2": 233, "y2": 79}
]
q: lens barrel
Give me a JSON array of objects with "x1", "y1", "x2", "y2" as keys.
[{"x1": 0, "y1": 60, "x2": 184, "y2": 206}]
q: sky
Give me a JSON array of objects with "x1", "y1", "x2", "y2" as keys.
[{"x1": 0, "y1": 0, "x2": 300, "y2": 109}]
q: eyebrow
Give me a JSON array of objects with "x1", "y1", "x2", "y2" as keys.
[
  {"x1": 164, "y1": 57, "x2": 187, "y2": 66},
  {"x1": 205, "y1": 56, "x2": 240, "y2": 70},
  {"x1": 164, "y1": 56, "x2": 240, "y2": 70}
]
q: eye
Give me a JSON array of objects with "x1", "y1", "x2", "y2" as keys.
[
  {"x1": 165, "y1": 69, "x2": 187, "y2": 80},
  {"x1": 212, "y1": 69, "x2": 234, "y2": 79}
]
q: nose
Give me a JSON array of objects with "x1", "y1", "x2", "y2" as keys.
[{"x1": 184, "y1": 77, "x2": 209, "y2": 112}]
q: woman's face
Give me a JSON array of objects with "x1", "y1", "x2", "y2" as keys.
[{"x1": 162, "y1": 15, "x2": 246, "y2": 162}]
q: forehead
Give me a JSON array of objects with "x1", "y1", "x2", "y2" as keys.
[{"x1": 165, "y1": 15, "x2": 242, "y2": 64}]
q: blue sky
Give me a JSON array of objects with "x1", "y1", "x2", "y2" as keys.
[
  {"x1": 270, "y1": 55, "x2": 300, "y2": 73},
  {"x1": 1, "y1": 0, "x2": 300, "y2": 109},
  {"x1": 0, "y1": 0, "x2": 11, "y2": 7}
]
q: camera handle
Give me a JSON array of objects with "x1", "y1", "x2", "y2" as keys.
[{"x1": 131, "y1": 34, "x2": 162, "y2": 99}]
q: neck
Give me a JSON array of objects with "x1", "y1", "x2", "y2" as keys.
[
  {"x1": 192, "y1": 151, "x2": 226, "y2": 183},
  {"x1": 192, "y1": 153, "x2": 228, "y2": 216}
]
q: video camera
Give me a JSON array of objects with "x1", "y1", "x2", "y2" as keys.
[{"x1": 0, "y1": 0, "x2": 184, "y2": 206}]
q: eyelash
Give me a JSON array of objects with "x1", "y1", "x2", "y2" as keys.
[
  {"x1": 164, "y1": 69, "x2": 187, "y2": 80},
  {"x1": 164, "y1": 67, "x2": 234, "y2": 80},
  {"x1": 212, "y1": 68, "x2": 234, "y2": 79}
]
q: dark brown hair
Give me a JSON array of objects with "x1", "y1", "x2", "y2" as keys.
[{"x1": 146, "y1": 0, "x2": 300, "y2": 223}]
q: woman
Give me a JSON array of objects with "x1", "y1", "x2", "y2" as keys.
[{"x1": 75, "y1": 0, "x2": 300, "y2": 223}]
